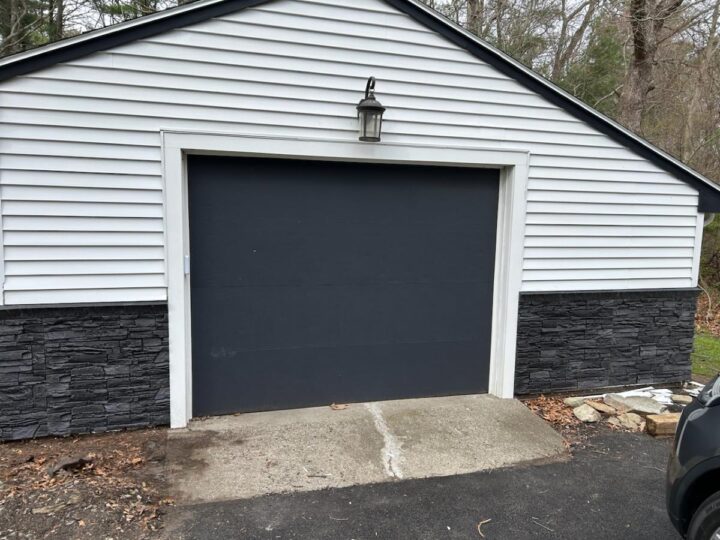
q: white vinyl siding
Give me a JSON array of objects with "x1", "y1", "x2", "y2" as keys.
[{"x1": 0, "y1": 0, "x2": 700, "y2": 304}]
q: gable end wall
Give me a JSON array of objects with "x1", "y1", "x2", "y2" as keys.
[{"x1": 0, "y1": 0, "x2": 703, "y2": 304}]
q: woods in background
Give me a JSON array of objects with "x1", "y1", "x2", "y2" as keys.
[
  {"x1": 2, "y1": 0, "x2": 720, "y2": 284},
  {"x1": 0, "y1": 0, "x2": 178, "y2": 56},
  {"x1": 426, "y1": 0, "x2": 720, "y2": 182}
]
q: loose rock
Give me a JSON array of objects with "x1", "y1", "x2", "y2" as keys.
[
  {"x1": 671, "y1": 394, "x2": 693, "y2": 405},
  {"x1": 573, "y1": 404, "x2": 601, "y2": 423},
  {"x1": 616, "y1": 412, "x2": 645, "y2": 431},
  {"x1": 623, "y1": 397, "x2": 667, "y2": 416},
  {"x1": 584, "y1": 400, "x2": 616, "y2": 415},
  {"x1": 603, "y1": 394, "x2": 667, "y2": 416},
  {"x1": 47, "y1": 456, "x2": 92, "y2": 476},
  {"x1": 646, "y1": 413, "x2": 682, "y2": 436},
  {"x1": 603, "y1": 394, "x2": 632, "y2": 412},
  {"x1": 563, "y1": 397, "x2": 586, "y2": 408}
]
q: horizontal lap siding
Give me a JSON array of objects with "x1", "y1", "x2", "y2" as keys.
[{"x1": 0, "y1": 0, "x2": 700, "y2": 304}]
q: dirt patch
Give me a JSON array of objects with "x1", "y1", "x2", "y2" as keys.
[
  {"x1": 0, "y1": 428, "x2": 171, "y2": 539},
  {"x1": 693, "y1": 373, "x2": 713, "y2": 385},
  {"x1": 165, "y1": 429, "x2": 221, "y2": 472},
  {"x1": 522, "y1": 395, "x2": 597, "y2": 451}
]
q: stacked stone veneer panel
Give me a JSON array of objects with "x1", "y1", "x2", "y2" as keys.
[
  {"x1": 0, "y1": 303, "x2": 169, "y2": 440},
  {"x1": 515, "y1": 289, "x2": 698, "y2": 394}
]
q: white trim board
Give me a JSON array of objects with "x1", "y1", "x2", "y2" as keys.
[
  {"x1": 691, "y1": 212, "x2": 704, "y2": 288},
  {"x1": 162, "y1": 131, "x2": 529, "y2": 428}
]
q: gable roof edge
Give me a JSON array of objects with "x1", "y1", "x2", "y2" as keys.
[
  {"x1": 0, "y1": 0, "x2": 270, "y2": 78},
  {"x1": 1, "y1": 0, "x2": 719, "y2": 211},
  {"x1": 389, "y1": 0, "x2": 720, "y2": 212}
]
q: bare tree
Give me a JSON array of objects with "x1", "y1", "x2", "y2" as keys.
[
  {"x1": 618, "y1": 0, "x2": 686, "y2": 131},
  {"x1": 0, "y1": 0, "x2": 43, "y2": 56},
  {"x1": 467, "y1": 0, "x2": 483, "y2": 33},
  {"x1": 551, "y1": 0, "x2": 601, "y2": 79},
  {"x1": 47, "y1": 0, "x2": 64, "y2": 41},
  {"x1": 681, "y1": 0, "x2": 720, "y2": 161}
]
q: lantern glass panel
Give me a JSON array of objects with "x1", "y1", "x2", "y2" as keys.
[{"x1": 359, "y1": 110, "x2": 382, "y2": 141}]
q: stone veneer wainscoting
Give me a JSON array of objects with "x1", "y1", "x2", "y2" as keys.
[
  {"x1": 514, "y1": 289, "x2": 698, "y2": 394},
  {"x1": 0, "y1": 303, "x2": 169, "y2": 440},
  {"x1": 1, "y1": 290, "x2": 700, "y2": 439}
]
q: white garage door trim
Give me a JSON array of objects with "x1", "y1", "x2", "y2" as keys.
[{"x1": 162, "y1": 131, "x2": 529, "y2": 428}]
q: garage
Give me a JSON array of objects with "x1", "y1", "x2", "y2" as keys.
[
  {"x1": 188, "y1": 155, "x2": 499, "y2": 416},
  {"x1": 4, "y1": 0, "x2": 720, "y2": 437}
]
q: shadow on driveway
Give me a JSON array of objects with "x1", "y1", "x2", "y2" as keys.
[{"x1": 165, "y1": 429, "x2": 678, "y2": 539}]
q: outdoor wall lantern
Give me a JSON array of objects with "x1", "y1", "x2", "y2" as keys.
[{"x1": 357, "y1": 76, "x2": 385, "y2": 142}]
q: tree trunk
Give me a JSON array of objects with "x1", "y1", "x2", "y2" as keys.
[
  {"x1": 467, "y1": 0, "x2": 484, "y2": 35},
  {"x1": 47, "y1": 0, "x2": 64, "y2": 42},
  {"x1": 495, "y1": 0, "x2": 504, "y2": 48},
  {"x1": 551, "y1": 0, "x2": 598, "y2": 81},
  {"x1": 55, "y1": 0, "x2": 64, "y2": 39},
  {"x1": 681, "y1": 0, "x2": 720, "y2": 161},
  {"x1": 1, "y1": 0, "x2": 24, "y2": 56},
  {"x1": 0, "y1": 0, "x2": 10, "y2": 48},
  {"x1": 618, "y1": 0, "x2": 684, "y2": 133},
  {"x1": 618, "y1": 49, "x2": 655, "y2": 132}
]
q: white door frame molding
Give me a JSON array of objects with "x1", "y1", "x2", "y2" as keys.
[{"x1": 162, "y1": 131, "x2": 529, "y2": 428}]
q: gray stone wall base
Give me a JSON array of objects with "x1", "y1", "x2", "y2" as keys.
[
  {"x1": 0, "y1": 303, "x2": 169, "y2": 441},
  {"x1": 1, "y1": 290, "x2": 698, "y2": 437},
  {"x1": 514, "y1": 289, "x2": 698, "y2": 395}
]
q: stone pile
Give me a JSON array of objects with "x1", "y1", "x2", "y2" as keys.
[{"x1": 563, "y1": 385, "x2": 699, "y2": 435}]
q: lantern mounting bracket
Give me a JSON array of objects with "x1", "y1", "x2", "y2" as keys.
[{"x1": 365, "y1": 76, "x2": 376, "y2": 99}]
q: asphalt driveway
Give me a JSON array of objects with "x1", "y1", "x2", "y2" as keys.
[{"x1": 165, "y1": 428, "x2": 679, "y2": 539}]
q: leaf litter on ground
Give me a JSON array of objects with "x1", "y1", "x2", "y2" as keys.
[{"x1": 0, "y1": 428, "x2": 172, "y2": 539}]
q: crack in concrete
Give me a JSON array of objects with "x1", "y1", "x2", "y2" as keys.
[{"x1": 365, "y1": 402, "x2": 404, "y2": 479}]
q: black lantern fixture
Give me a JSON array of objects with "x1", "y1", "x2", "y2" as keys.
[{"x1": 356, "y1": 76, "x2": 385, "y2": 142}]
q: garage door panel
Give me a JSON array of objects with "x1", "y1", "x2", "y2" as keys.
[
  {"x1": 191, "y1": 281, "x2": 492, "y2": 353},
  {"x1": 193, "y1": 226, "x2": 494, "y2": 287},
  {"x1": 191, "y1": 219, "x2": 495, "y2": 289},
  {"x1": 192, "y1": 340, "x2": 490, "y2": 416},
  {"x1": 189, "y1": 158, "x2": 489, "y2": 220},
  {"x1": 188, "y1": 156, "x2": 498, "y2": 416}
]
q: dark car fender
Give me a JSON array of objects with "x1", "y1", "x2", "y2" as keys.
[{"x1": 669, "y1": 455, "x2": 720, "y2": 535}]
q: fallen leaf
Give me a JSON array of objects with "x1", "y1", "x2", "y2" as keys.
[{"x1": 330, "y1": 403, "x2": 348, "y2": 410}]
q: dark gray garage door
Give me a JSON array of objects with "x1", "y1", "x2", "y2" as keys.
[{"x1": 188, "y1": 156, "x2": 499, "y2": 416}]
